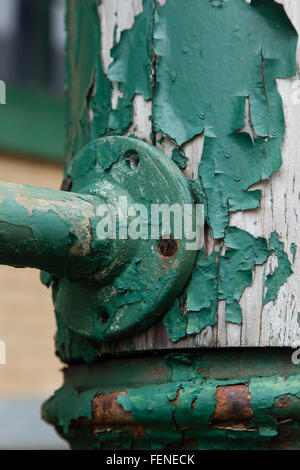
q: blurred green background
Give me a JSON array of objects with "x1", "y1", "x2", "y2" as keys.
[{"x1": 0, "y1": 0, "x2": 65, "y2": 162}]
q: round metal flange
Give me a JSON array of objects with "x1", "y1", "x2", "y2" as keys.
[{"x1": 54, "y1": 137, "x2": 199, "y2": 342}]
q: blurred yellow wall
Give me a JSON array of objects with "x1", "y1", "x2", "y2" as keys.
[{"x1": 0, "y1": 154, "x2": 63, "y2": 397}]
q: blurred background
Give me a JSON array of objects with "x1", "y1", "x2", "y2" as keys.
[{"x1": 0, "y1": 0, "x2": 68, "y2": 449}]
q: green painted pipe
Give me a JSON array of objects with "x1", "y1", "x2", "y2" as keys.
[{"x1": 0, "y1": 181, "x2": 104, "y2": 280}]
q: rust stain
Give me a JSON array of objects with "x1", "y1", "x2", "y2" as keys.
[
  {"x1": 126, "y1": 424, "x2": 146, "y2": 439},
  {"x1": 181, "y1": 437, "x2": 198, "y2": 449},
  {"x1": 211, "y1": 383, "x2": 254, "y2": 427},
  {"x1": 158, "y1": 236, "x2": 179, "y2": 258},
  {"x1": 278, "y1": 395, "x2": 292, "y2": 408},
  {"x1": 170, "y1": 387, "x2": 182, "y2": 411},
  {"x1": 92, "y1": 391, "x2": 134, "y2": 425},
  {"x1": 191, "y1": 397, "x2": 197, "y2": 411},
  {"x1": 93, "y1": 423, "x2": 146, "y2": 439},
  {"x1": 148, "y1": 368, "x2": 164, "y2": 377}
]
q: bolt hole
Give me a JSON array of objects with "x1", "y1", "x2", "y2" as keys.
[
  {"x1": 99, "y1": 308, "x2": 109, "y2": 324},
  {"x1": 158, "y1": 235, "x2": 179, "y2": 257},
  {"x1": 125, "y1": 150, "x2": 140, "y2": 170}
]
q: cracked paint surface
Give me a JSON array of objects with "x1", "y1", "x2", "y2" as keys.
[
  {"x1": 42, "y1": 350, "x2": 300, "y2": 449},
  {"x1": 163, "y1": 228, "x2": 293, "y2": 340},
  {"x1": 63, "y1": 0, "x2": 297, "y2": 345},
  {"x1": 263, "y1": 231, "x2": 293, "y2": 304},
  {"x1": 106, "y1": 0, "x2": 153, "y2": 134},
  {"x1": 0, "y1": 181, "x2": 102, "y2": 281}
]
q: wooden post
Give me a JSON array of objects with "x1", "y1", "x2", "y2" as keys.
[
  {"x1": 65, "y1": 0, "x2": 300, "y2": 351},
  {"x1": 1, "y1": 0, "x2": 300, "y2": 450}
]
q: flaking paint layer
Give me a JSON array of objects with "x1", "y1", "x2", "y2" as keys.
[
  {"x1": 42, "y1": 350, "x2": 300, "y2": 449},
  {"x1": 63, "y1": 0, "x2": 298, "y2": 348}
]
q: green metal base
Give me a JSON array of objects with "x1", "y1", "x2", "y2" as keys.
[
  {"x1": 53, "y1": 136, "x2": 198, "y2": 353},
  {"x1": 43, "y1": 349, "x2": 300, "y2": 450}
]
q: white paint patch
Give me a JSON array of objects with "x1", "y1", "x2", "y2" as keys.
[
  {"x1": 156, "y1": 134, "x2": 176, "y2": 158},
  {"x1": 126, "y1": 94, "x2": 152, "y2": 142},
  {"x1": 111, "y1": 82, "x2": 123, "y2": 110},
  {"x1": 183, "y1": 134, "x2": 205, "y2": 179},
  {"x1": 99, "y1": 0, "x2": 143, "y2": 73}
]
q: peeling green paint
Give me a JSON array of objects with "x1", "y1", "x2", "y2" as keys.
[
  {"x1": 263, "y1": 231, "x2": 293, "y2": 304},
  {"x1": 163, "y1": 248, "x2": 220, "y2": 344},
  {"x1": 42, "y1": 350, "x2": 300, "y2": 449},
  {"x1": 65, "y1": 0, "x2": 101, "y2": 166},
  {"x1": 68, "y1": 0, "x2": 297, "y2": 243},
  {"x1": 249, "y1": 375, "x2": 300, "y2": 436},
  {"x1": 64, "y1": 0, "x2": 297, "y2": 345},
  {"x1": 171, "y1": 148, "x2": 188, "y2": 170},
  {"x1": 43, "y1": 386, "x2": 96, "y2": 434},
  {"x1": 163, "y1": 227, "x2": 272, "y2": 339},
  {"x1": 163, "y1": 297, "x2": 187, "y2": 343},
  {"x1": 46, "y1": 136, "x2": 198, "y2": 356},
  {"x1": 0, "y1": 0, "x2": 297, "y2": 453},
  {"x1": 219, "y1": 227, "x2": 270, "y2": 323},
  {"x1": 186, "y1": 250, "x2": 218, "y2": 332},
  {"x1": 152, "y1": 0, "x2": 297, "y2": 238},
  {"x1": 0, "y1": 181, "x2": 104, "y2": 280},
  {"x1": 107, "y1": 0, "x2": 154, "y2": 134}
]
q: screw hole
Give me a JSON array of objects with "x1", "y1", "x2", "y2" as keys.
[
  {"x1": 158, "y1": 235, "x2": 178, "y2": 257},
  {"x1": 125, "y1": 150, "x2": 140, "y2": 170}
]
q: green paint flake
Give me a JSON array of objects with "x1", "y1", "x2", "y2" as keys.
[
  {"x1": 163, "y1": 298, "x2": 187, "y2": 343},
  {"x1": 43, "y1": 387, "x2": 96, "y2": 433},
  {"x1": 263, "y1": 231, "x2": 293, "y2": 304},
  {"x1": 249, "y1": 375, "x2": 300, "y2": 437},
  {"x1": 164, "y1": 354, "x2": 195, "y2": 382},
  {"x1": 107, "y1": 0, "x2": 154, "y2": 133},
  {"x1": 112, "y1": 257, "x2": 146, "y2": 307},
  {"x1": 219, "y1": 227, "x2": 270, "y2": 324},
  {"x1": 162, "y1": 250, "x2": 218, "y2": 340},
  {"x1": 291, "y1": 242, "x2": 297, "y2": 264},
  {"x1": 163, "y1": 227, "x2": 271, "y2": 338},
  {"x1": 117, "y1": 383, "x2": 176, "y2": 426},
  {"x1": 116, "y1": 376, "x2": 218, "y2": 430},
  {"x1": 54, "y1": 305, "x2": 99, "y2": 364},
  {"x1": 171, "y1": 148, "x2": 188, "y2": 170},
  {"x1": 153, "y1": 0, "x2": 297, "y2": 238},
  {"x1": 186, "y1": 249, "x2": 218, "y2": 333},
  {"x1": 175, "y1": 379, "x2": 217, "y2": 427},
  {"x1": 188, "y1": 179, "x2": 208, "y2": 220}
]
